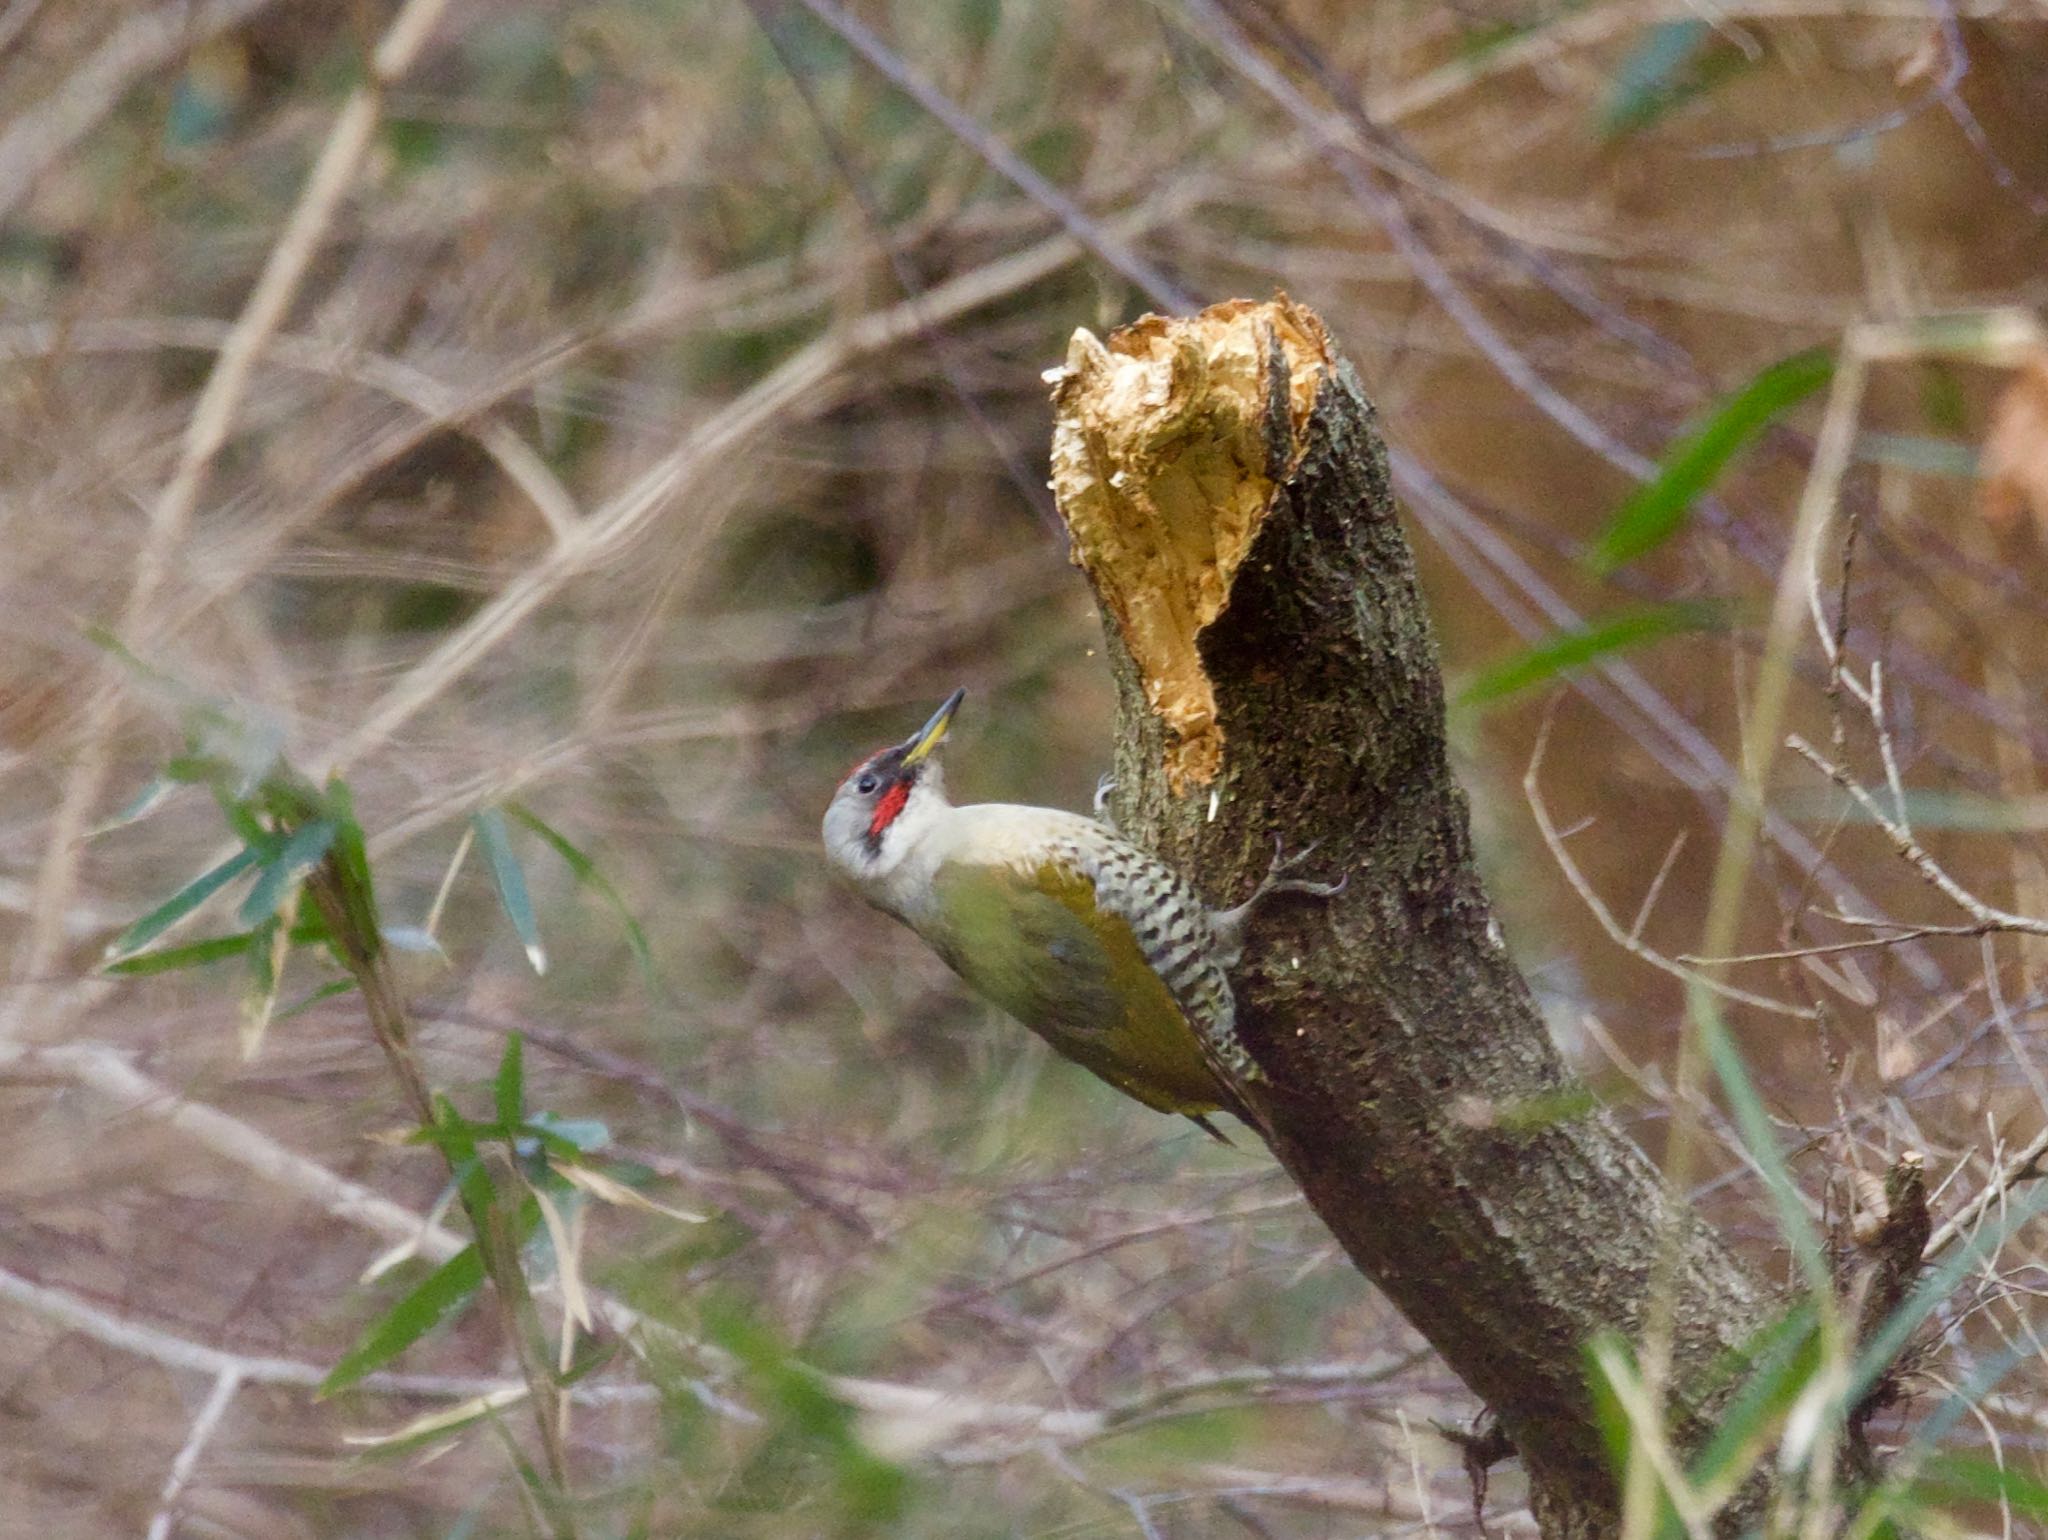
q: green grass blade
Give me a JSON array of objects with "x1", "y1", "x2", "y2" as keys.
[
  {"x1": 92, "y1": 773, "x2": 183, "y2": 836},
  {"x1": 496, "y1": 1032, "x2": 524, "y2": 1129},
  {"x1": 1586, "y1": 350, "x2": 1835, "y2": 573},
  {"x1": 1847, "y1": 1182, "x2": 2048, "y2": 1409},
  {"x1": 274, "y1": 978, "x2": 356, "y2": 1020},
  {"x1": 1685, "y1": 1300, "x2": 1822, "y2": 1502},
  {"x1": 320, "y1": 778, "x2": 383, "y2": 952},
  {"x1": 1898, "y1": 1454, "x2": 2048, "y2": 1520},
  {"x1": 473, "y1": 807, "x2": 546, "y2": 976},
  {"x1": 103, "y1": 845, "x2": 264, "y2": 963},
  {"x1": 104, "y1": 932, "x2": 257, "y2": 976},
  {"x1": 507, "y1": 801, "x2": 657, "y2": 991},
  {"x1": 1458, "y1": 602, "x2": 1726, "y2": 706},
  {"x1": 319, "y1": 1243, "x2": 487, "y2": 1397},
  {"x1": 238, "y1": 817, "x2": 337, "y2": 925},
  {"x1": 1690, "y1": 986, "x2": 1829, "y2": 1290},
  {"x1": 1779, "y1": 786, "x2": 2048, "y2": 832}
]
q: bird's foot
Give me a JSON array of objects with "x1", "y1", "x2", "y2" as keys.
[{"x1": 1209, "y1": 835, "x2": 1347, "y2": 963}]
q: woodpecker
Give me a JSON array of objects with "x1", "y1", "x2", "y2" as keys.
[{"x1": 821, "y1": 689, "x2": 1341, "y2": 1139}]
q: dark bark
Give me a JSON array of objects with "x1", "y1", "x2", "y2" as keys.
[{"x1": 1053, "y1": 302, "x2": 1776, "y2": 1535}]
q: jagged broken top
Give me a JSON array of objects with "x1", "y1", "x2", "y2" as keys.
[{"x1": 1046, "y1": 296, "x2": 1331, "y2": 792}]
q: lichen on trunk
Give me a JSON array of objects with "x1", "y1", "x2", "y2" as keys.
[{"x1": 1047, "y1": 297, "x2": 1775, "y2": 1537}]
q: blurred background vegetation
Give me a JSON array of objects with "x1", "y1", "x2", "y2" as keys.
[{"x1": 5, "y1": 1, "x2": 2048, "y2": 1534}]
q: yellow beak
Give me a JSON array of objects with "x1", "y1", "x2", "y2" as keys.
[{"x1": 899, "y1": 688, "x2": 965, "y2": 767}]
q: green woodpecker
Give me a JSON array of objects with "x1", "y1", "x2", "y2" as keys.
[{"x1": 821, "y1": 689, "x2": 1341, "y2": 1139}]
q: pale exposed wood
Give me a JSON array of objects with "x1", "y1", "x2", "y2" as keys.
[{"x1": 1050, "y1": 298, "x2": 1774, "y2": 1537}]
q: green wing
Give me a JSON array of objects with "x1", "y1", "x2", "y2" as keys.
[{"x1": 923, "y1": 859, "x2": 1235, "y2": 1117}]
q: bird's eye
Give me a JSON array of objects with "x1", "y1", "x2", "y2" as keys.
[{"x1": 856, "y1": 774, "x2": 879, "y2": 795}]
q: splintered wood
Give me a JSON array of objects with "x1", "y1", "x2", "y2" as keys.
[{"x1": 1046, "y1": 297, "x2": 1331, "y2": 793}]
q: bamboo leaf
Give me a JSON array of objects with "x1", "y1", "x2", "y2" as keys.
[
  {"x1": 103, "y1": 846, "x2": 264, "y2": 963},
  {"x1": 239, "y1": 907, "x2": 294, "y2": 1059},
  {"x1": 1897, "y1": 1453, "x2": 2048, "y2": 1519},
  {"x1": 1599, "y1": 20, "x2": 1707, "y2": 137},
  {"x1": 1458, "y1": 602, "x2": 1726, "y2": 706},
  {"x1": 321, "y1": 778, "x2": 382, "y2": 953},
  {"x1": 104, "y1": 932, "x2": 256, "y2": 976},
  {"x1": 343, "y1": 1385, "x2": 531, "y2": 1452},
  {"x1": 507, "y1": 802, "x2": 656, "y2": 990},
  {"x1": 1685, "y1": 1301, "x2": 1822, "y2": 1504},
  {"x1": 92, "y1": 773, "x2": 183, "y2": 836},
  {"x1": 552, "y1": 1160, "x2": 707, "y2": 1224},
  {"x1": 1691, "y1": 987, "x2": 1829, "y2": 1290},
  {"x1": 380, "y1": 924, "x2": 446, "y2": 957},
  {"x1": 238, "y1": 817, "x2": 337, "y2": 925},
  {"x1": 473, "y1": 807, "x2": 546, "y2": 976},
  {"x1": 1780, "y1": 785, "x2": 2048, "y2": 832},
  {"x1": 523, "y1": 1111, "x2": 610, "y2": 1154},
  {"x1": 495, "y1": 1033, "x2": 524, "y2": 1129},
  {"x1": 1587, "y1": 350, "x2": 1835, "y2": 573},
  {"x1": 274, "y1": 978, "x2": 356, "y2": 1020},
  {"x1": 319, "y1": 1242, "x2": 488, "y2": 1397}
]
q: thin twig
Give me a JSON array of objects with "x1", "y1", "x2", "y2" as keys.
[
  {"x1": 1788, "y1": 736, "x2": 2048, "y2": 938},
  {"x1": 0, "y1": 1258, "x2": 649, "y2": 1403},
  {"x1": 1630, "y1": 830, "x2": 1690, "y2": 945},
  {"x1": 309, "y1": 205, "x2": 1165, "y2": 780},
  {"x1": 1525, "y1": 707, "x2": 1815, "y2": 1020},
  {"x1": 144, "y1": 1367, "x2": 241, "y2": 1540},
  {"x1": 784, "y1": 0, "x2": 1196, "y2": 311}
]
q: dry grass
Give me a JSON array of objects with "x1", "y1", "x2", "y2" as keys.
[{"x1": 4, "y1": 2, "x2": 2048, "y2": 1534}]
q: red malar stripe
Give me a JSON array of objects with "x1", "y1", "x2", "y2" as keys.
[{"x1": 867, "y1": 780, "x2": 912, "y2": 840}]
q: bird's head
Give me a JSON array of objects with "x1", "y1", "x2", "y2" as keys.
[{"x1": 821, "y1": 688, "x2": 963, "y2": 886}]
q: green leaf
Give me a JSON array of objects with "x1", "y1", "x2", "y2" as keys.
[
  {"x1": 1690, "y1": 987, "x2": 1828, "y2": 1290},
  {"x1": 1853, "y1": 430, "x2": 1978, "y2": 479},
  {"x1": 1586, "y1": 350, "x2": 1836, "y2": 573},
  {"x1": 1583, "y1": 1332, "x2": 1639, "y2": 1473},
  {"x1": 708, "y1": 1299, "x2": 911, "y2": 1527},
  {"x1": 104, "y1": 845, "x2": 264, "y2": 963},
  {"x1": 104, "y1": 931, "x2": 256, "y2": 975},
  {"x1": 379, "y1": 923, "x2": 446, "y2": 956},
  {"x1": 507, "y1": 802, "x2": 656, "y2": 990},
  {"x1": 240, "y1": 913, "x2": 287, "y2": 1058},
  {"x1": 274, "y1": 978, "x2": 356, "y2": 1020},
  {"x1": 1599, "y1": 20, "x2": 1708, "y2": 137},
  {"x1": 1458, "y1": 602, "x2": 1726, "y2": 706},
  {"x1": 319, "y1": 1243, "x2": 487, "y2": 1397},
  {"x1": 319, "y1": 778, "x2": 382, "y2": 959},
  {"x1": 433, "y1": 1094, "x2": 499, "y2": 1220},
  {"x1": 524, "y1": 1111, "x2": 610, "y2": 1154},
  {"x1": 1780, "y1": 785, "x2": 2048, "y2": 832},
  {"x1": 237, "y1": 817, "x2": 337, "y2": 925},
  {"x1": 496, "y1": 1033, "x2": 524, "y2": 1129},
  {"x1": 473, "y1": 808, "x2": 546, "y2": 976},
  {"x1": 1686, "y1": 1301, "x2": 1822, "y2": 1499},
  {"x1": 92, "y1": 773, "x2": 183, "y2": 836},
  {"x1": 1899, "y1": 1454, "x2": 2048, "y2": 1520}
]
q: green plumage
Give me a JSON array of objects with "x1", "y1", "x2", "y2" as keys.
[{"x1": 919, "y1": 857, "x2": 1245, "y2": 1121}]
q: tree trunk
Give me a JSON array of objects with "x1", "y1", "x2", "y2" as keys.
[{"x1": 1045, "y1": 298, "x2": 1775, "y2": 1535}]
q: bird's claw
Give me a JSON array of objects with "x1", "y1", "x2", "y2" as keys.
[
  {"x1": 1209, "y1": 835, "x2": 1348, "y2": 963},
  {"x1": 1255, "y1": 834, "x2": 1348, "y2": 901},
  {"x1": 1093, "y1": 772, "x2": 1119, "y2": 828}
]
